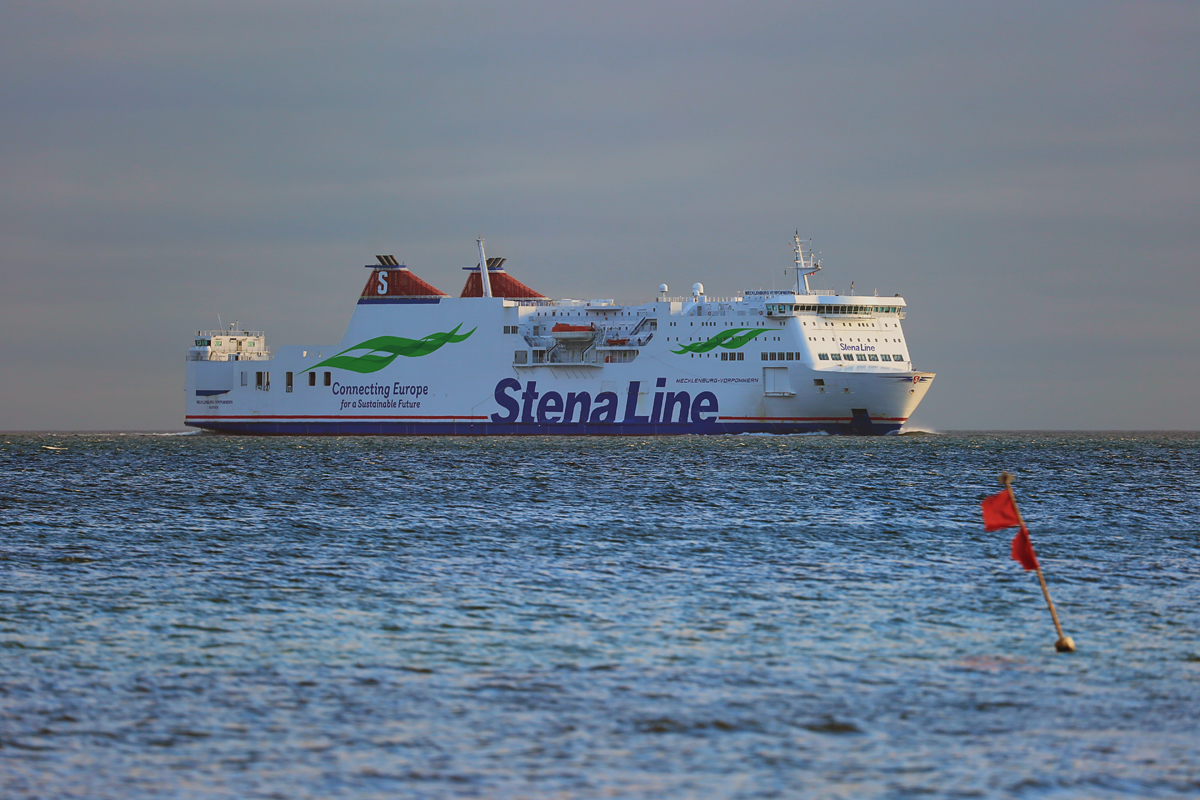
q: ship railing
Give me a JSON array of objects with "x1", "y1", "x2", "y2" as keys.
[
  {"x1": 548, "y1": 350, "x2": 634, "y2": 365},
  {"x1": 517, "y1": 345, "x2": 639, "y2": 366},
  {"x1": 186, "y1": 351, "x2": 272, "y2": 362},
  {"x1": 662, "y1": 295, "x2": 744, "y2": 303}
]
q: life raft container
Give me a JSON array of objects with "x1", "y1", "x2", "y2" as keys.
[{"x1": 550, "y1": 323, "x2": 595, "y2": 341}]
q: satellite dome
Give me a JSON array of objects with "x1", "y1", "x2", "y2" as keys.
[{"x1": 692, "y1": 282, "x2": 704, "y2": 296}]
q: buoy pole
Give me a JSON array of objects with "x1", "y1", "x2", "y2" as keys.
[{"x1": 1000, "y1": 472, "x2": 1075, "y2": 653}]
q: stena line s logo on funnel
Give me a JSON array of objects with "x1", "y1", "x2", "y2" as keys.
[{"x1": 302, "y1": 325, "x2": 475, "y2": 374}]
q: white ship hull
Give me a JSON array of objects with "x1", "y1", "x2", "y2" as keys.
[{"x1": 185, "y1": 241, "x2": 934, "y2": 436}]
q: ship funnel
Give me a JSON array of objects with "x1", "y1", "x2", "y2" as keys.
[
  {"x1": 359, "y1": 256, "x2": 449, "y2": 299},
  {"x1": 459, "y1": 254, "x2": 546, "y2": 300}
]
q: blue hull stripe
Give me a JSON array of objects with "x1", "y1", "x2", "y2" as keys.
[{"x1": 184, "y1": 420, "x2": 902, "y2": 436}]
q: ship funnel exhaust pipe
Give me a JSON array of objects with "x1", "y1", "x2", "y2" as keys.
[{"x1": 477, "y1": 237, "x2": 492, "y2": 298}]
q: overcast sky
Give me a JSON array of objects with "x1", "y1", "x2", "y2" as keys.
[{"x1": 2, "y1": 1, "x2": 1197, "y2": 431}]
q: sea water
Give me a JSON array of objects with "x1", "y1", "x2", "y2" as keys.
[{"x1": 1, "y1": 432, "x2": 1198, "y2": 798}]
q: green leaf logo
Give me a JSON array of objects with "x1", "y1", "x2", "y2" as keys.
[
  {"x1": 672, "y1": 327, "x2": 769, "y2": 354},
  {"x1": 302, "y1": 324, "x2": 476, "y2": 374}
]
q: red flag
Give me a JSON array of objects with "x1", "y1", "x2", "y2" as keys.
[
  {"x1": 981, "y1": 490, "x2": 1021, "y2": 531},
  {"x1": 1011, "y1": 526, "x2": 1040, "y2": 571}
]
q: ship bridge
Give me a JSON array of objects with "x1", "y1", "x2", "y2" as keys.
[{"x1": 187, "y1": 326, "x2": 269, "y2": 362}]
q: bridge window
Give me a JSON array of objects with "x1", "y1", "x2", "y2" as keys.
[{"x1": 818, "y1": 353, "x2": 829, "y2": 361}]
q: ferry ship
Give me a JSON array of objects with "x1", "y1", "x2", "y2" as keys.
[{"x1": 185, "y1": 234, "x2": 934, "y2": 435}]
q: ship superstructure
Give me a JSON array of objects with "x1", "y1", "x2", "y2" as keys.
[{"x1": 185, "y1": 234, "x2": 934, "y2": 434}]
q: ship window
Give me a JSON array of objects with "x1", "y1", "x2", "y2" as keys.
[
  {"x1": 256, "y1": 371, "x2": 263, "y2": 389},
  {"x1": 814, "y1": 379, "x2": 825, "y2": 386},
  {"x1": 286, "y1": 372, "x2": 293, "y2": 392},
  {"x1": 241, "y1": 371, "x2": 248, "y2": 386},
  {"x1": 868, "y1": 354, "x2": 879, "y2": 361},
  {"x1": 761, "y1": 353, "x2": 767, "y2": 361},
  {"x1": 856, "y1": 354, "x2": 868, "y2": 361},
  {"x1": 786, "y1": 352, "x2": 794, "y2": 361},
  {"x1": 309, "y1": 371, "x2": 316, "y2": 385},
  {"x1": 721, "y1": 352, "x2": 728, "y2": 361},
  {"x1": 894, "y1": 355, "x2": 905, "y2": 361},
  {"x1": 324, "y1": 371, "x2": 331, "y2": 386},
  {"x1": 818, "y1": 353, "x2": 829, "y2": 361},
  {"x1": 879, "y1": 354, "x2": 891, "y2": 361},
  {"x1": 830, "y1": 353, "x2": 842, "y2": 361}
]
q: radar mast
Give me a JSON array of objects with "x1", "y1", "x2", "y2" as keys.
[{"x1": 789, "y1": 231, "x2": 822, "y2": 294}]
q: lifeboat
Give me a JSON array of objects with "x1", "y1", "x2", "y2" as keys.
[
  {"x1": 550, "y1": 323, "x2": 596, "y2": 341},
  {"x1": 605, "y1": 338, "x2": 629, "y2": 346}
]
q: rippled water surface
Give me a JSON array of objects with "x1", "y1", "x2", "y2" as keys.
[{"x1": 2, "y1": 431, "x2": 1199, "y2": 798}]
